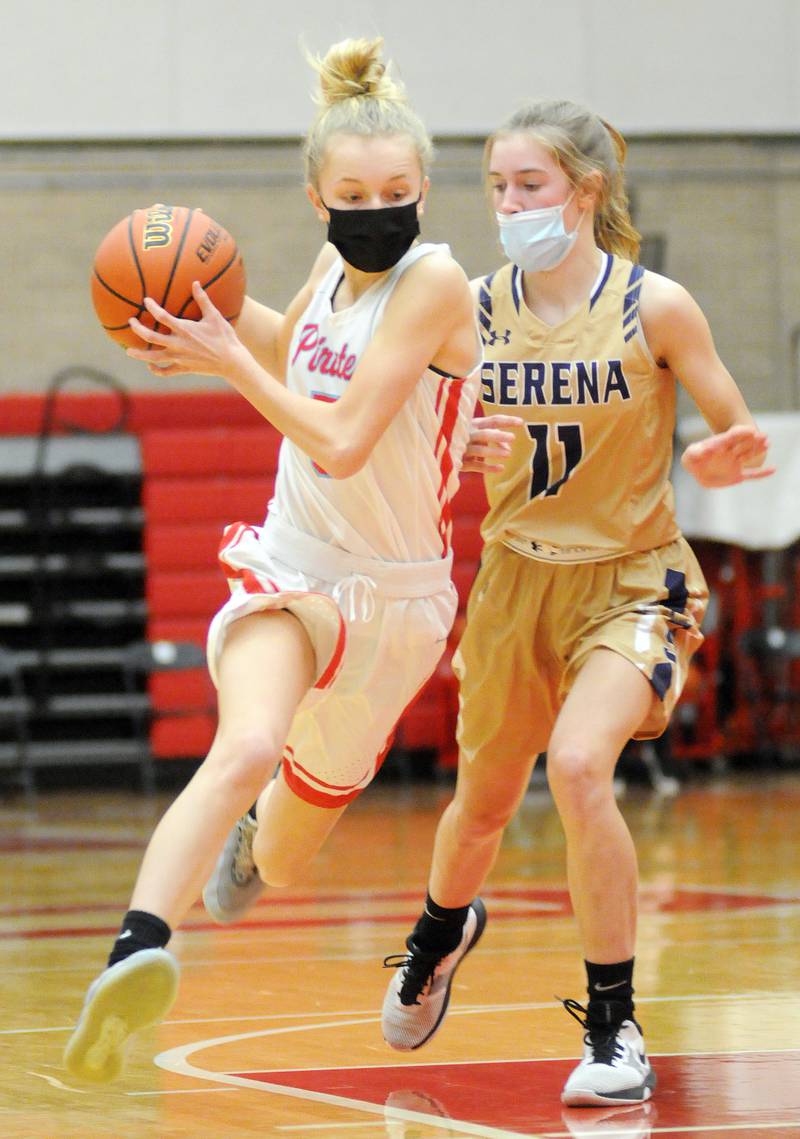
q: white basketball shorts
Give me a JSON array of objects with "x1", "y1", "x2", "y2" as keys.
[{"x1": 206, "y1": 514, "x2": 457, "y2": 807}]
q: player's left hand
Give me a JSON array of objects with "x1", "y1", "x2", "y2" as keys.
[
  {"x1": 461, "y1": 414, "x2": 524, "y2": 473},
  {"x1": 680, "y1": 423, "x2": 775, "y2": 488},
  {"x1": 126, "y1": 282, "x2": 244, "y2": 377}
]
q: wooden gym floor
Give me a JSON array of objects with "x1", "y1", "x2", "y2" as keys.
[{"x1": 2, "y1": 765, "x2": 800, "y2": 1138}]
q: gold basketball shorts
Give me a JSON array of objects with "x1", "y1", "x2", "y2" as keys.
[{"x1": 453, "y1": 536, "x2": 708, "y2": 763}]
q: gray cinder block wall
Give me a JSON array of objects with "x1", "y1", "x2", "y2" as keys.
[{"x1": 2, "y1": 136, "x2": 799, "y2": 414}]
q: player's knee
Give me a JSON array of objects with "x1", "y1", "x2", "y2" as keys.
[
  {"x1": 207, "y1": 728, "x2": 283, "y2": 799},
  {"x1": 451, "y1": 795, "x2": 516, "y2": 843},
  {"x1": 547, "y1": 743, "x2": 608, "y2": 816}
]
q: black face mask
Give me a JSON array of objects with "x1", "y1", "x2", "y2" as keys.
[{"x1": 324, "y1": 198, "x2": 421, "y2": 273}]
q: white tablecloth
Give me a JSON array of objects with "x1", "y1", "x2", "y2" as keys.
[{"x1": 672, "y1": 412, "x2": 800, "y2": 550}]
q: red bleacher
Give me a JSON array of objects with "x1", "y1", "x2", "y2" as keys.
[{"x1": 138, "y1": 398, "x2": 282, "y2": 758}]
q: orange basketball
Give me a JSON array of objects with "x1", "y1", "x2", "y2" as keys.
[{"x1": 91, "y1": 203, "x2": 246, "y2": 347}]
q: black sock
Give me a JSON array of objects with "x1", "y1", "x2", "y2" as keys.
[
  {"x1": 585, "y1": 957, "x2": 635, "y2": 1021},
  {"x1": 108, "y1": 909, "x2": 172, "y2": 968},
  {"x1": 409, "y1": 893, "x2": 471, "y2": 955}
]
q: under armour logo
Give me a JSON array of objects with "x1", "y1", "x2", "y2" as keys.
[{"x1": 486, "y1": 328, "x2": 511, "y2": 346}]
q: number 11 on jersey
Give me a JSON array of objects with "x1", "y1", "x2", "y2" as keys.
[{"x1": 527, "y1": 422, "x2": 584, "y2": 499}]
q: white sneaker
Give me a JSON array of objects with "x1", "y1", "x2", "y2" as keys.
[
  {"x1": 382, "y1": 899, "x2": 487, "y2": 1051},
  {"x1": 63, "y1": 948, "x2": 179, "y2": 1084},
  {"x1": 561, "y1": 999, "x2": 656, "y2": 1107},
  {"x1": 203, "y1": 813, "x2": 265, "y2": 923}
]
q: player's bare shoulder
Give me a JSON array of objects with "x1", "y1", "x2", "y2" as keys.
[
  {"x1": 640, "y1": 269, "x2": 696, "y2": 321},
  {"x1": 379, "y1": 249, "x2": 476, "y2": 378},
  {"x1": 405, "y1": 246, "x2": 469, "y2": 290},
  {"x1": 639, "y1": 269, "x2": 707, "y2": 364},
  {"x1": 380, "y1": 251, "x2": 472, "y2": 357}
]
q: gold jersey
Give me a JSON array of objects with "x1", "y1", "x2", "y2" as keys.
[{"x1": 477, "y1": 254, "x2": 681, "y2": 562}]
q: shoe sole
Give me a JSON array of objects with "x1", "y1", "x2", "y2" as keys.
[
  {"x1": 399, "y1": 897, "x2": 488, "y2": 1052},
  {"x1": 561, "y1": 1068, "x2": 657, "y2": 1107},
  {"x1": 63, "y1": 949, "x2": 179, "y2": 1084}
]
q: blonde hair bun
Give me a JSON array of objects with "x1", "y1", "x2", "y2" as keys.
[
  {"x1": 303, "y1": 36, "x2": 433, "y2": 187},
  {"x1": 310, "y1": 37, "x2": 402, "y2": 107}
]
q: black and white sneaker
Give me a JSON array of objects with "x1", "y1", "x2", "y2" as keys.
[
  {"x1": 203, "y1": 813, "x2": 265, "y2": 924},
  {"x1": 560, "y1": 998, "x2": 656, "y2": 1107},
  {"x1": 381, "y1": 899, "x2": 487, "y2": 1051}
]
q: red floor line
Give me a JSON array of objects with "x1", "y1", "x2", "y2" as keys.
[{"x1": 3, "y1": 885, "x2": 796, "y2": 921}]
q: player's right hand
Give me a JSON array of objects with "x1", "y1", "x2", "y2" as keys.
[{"x1": 461, "y1": 414, "x2": 524, "y2": 473}]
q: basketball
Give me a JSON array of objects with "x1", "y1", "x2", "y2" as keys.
[{"x1": 90, "y1": 203, "x2": 246, "y2": 347}]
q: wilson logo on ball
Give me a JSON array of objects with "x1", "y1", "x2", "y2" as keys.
[
  {"x1": 91, "y1": 203, "x2": 247, "y2": 348},
  {"x1": 143, "y1": 204, "x2": 175, "y2": 251}
]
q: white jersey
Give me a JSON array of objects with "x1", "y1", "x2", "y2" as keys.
[{"x1": 268, "y1": 243, "x2": 481, "y2": 563}]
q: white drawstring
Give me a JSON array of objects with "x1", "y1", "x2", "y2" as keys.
[{"x1": 333, "y1": 573, "x2": 377, "y2": 622}]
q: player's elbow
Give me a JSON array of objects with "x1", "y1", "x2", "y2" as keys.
[
  {"x1": 317, "y1": 438, "x2": 368, "y2": 480},
  {"x1": 325, "y1": 447, "x2": 368, "y2": 479},
  {"x1": 317, "y1": 410, "x2": 377, "y2": 478}
]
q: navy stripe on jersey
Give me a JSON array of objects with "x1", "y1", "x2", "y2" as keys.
[
  {"x1": 589, "y1": 253, "x2": 614, "y2": 311},
  {"x1": 625, "y1": 262, "x2": 645, "y2": 294},
  {"x1": 477, "y1": 273, "x2": 496, "y2": 342},
  {"x1": 623, "y1": 263, "x2": 645, "y2": 342},
  {"x1": 510, "y1": 266, "x2": 523, "y2": 314}
]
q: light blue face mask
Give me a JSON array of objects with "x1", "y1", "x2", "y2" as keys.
[{"x1": 496, "y1": 193, "x2": 583, "y2": 272}]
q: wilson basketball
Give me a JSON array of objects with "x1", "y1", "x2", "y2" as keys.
[{"x1": 91, "y1": 203, "x2": 246, "y2": 347}]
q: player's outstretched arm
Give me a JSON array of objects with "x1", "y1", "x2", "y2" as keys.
[
  {"x1": 680, "y1": 424, "x2": 775, "y2": 488},
  {"x1": 640, "y1": 273, "x2": 775, "y2": 488}
]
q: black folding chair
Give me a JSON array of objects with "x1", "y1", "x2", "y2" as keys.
[{"x1": 0, "y1": 646, "x2": 35, "y2": 801}]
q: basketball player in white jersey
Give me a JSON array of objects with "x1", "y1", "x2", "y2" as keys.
[
  {"x1": 381, "y1": 99, "x2": 774, "y2": 1108},
  {"x1": 63, "y1": 36, "x2": 485, "y2": 1084}
]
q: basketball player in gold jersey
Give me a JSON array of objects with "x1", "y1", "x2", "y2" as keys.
[{"x1": 382, "y1": 99, "x2": 774, "y2": 1108}]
